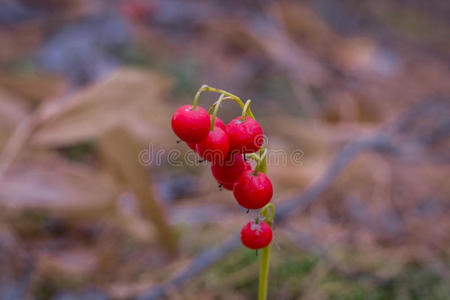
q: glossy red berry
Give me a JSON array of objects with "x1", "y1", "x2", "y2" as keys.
[
  {"x1": 172, "y1": 105, "x2": 210, "y2": 143},
  {"x1": 211, "y1": 115, "x2": 226, "y2": 131},
  {"x1": 226, "y1": 116, "x2": 264, "y2": 154},
  {"x1": 196, "y1": 127, "x2": 230, "y2": 164},
  {"x1": 241, "y1": 220, "x2": 272, "y2": 250},
  {"x1": 244, "y1": 161, "x2": 252, "y2": 171},
  {"x1": 211, "y1": 153, "x2": 245, "y2": 184},
  {"x1": 187, "y1": 116, "x2": 226, "y2": 151},
  {"x1": 233, "y1": 170, "x2": 273, "y2": 209}
]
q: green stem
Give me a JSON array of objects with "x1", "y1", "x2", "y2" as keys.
[
  {"x1": 192, "y1": 85, "x2": 206, "y2": 109},
  {"x1": 210, "y1": 94, "x2": 225, "y2": 131},
  {"x1": 260, "y1": 147, "x2": 267, "y2": 174},
  {"x1": 241, "y1": 100, "x2": 251, "y2": 121},
  {"x1": 258, "y1": 247, "x2": 270, "y2": 300},
  {"x1": 261, "y1": 203, "x2": 275, "y2": 224},
  {"x1": 254, "y1": 147, "x2": 267, "y2": 175},
  {"x1": 207, "y1": 96, "x2": 233, "y2": 115},
  {"x1": 200, "y1": 85, "x2": 256, "y2": 119},
  {"x1": 258, "y1": 203, "x2": 274, "y2": 300}
]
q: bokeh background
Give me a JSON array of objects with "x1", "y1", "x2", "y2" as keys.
[{"x1": 0, "y1": 0, "x2": 449, "y2": 299}]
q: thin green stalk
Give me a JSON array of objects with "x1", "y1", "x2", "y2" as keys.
[
  {"x1": 208, "y1": 96, "x2": 233, "y2": 115},
  {"x1": 241, "y1": 100, "x2": 251, "y2": 121},
  {"x1": 258, "y1": 247, "x2": 270, "y2": 300},
  {"x1": 254, "y1": 147, "x2": 267, "y2": 175},
  {"x1": 259, "y1": 147, "x2": 267, "y2": 174},
  {"x1": 258, "y1": 203, "x2": 274, "y2": 300},
  {"x1": 192, "y1": 85, "x2": 208, "y2": 109},
  {"x1": 197, "y1": 85, "x2": 256, "y2": 119},
  {"x1": 210, "y1": 94, "x2": 225, "y2": 131}
]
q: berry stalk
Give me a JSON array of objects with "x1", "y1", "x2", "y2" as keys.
[
  {"x1": 210, "y1": 94, "x2": 225, "y2": 131},
  {"x1": 194, "y1": 85, "x2": 256, "y2": 119},
  {"x1": 241, "y1": 99, "x2": 252, "y2": 121},
  {"x1": 254, "y1": 147, "x2": 267, "y2": 175}
]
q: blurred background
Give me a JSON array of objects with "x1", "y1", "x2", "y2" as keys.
[{"x1": 0, "y1": 0, "x2": 449, "y2": 299}]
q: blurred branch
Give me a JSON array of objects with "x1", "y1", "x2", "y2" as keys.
[
  {"x1": 136, "y1": 99, "x2": 450, "y2": 299},
  {"x1": 279, "y1": 99, "x2": 450, "y2": 219}
]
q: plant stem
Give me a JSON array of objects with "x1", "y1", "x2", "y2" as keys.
[
  {"x1": 253, "y1": 147, "x2": 267, "y2": 175},
  {"x1": 258, "y1": 163, "x2": 272, "y2": 300},
  {"x1": 208, "y1": 96, "x2": 233, "y2": 115},
  {"x1": 210, "y1": 94, "x2": 224, "y2": 131},
  {"x1": 258, "y1": 246, "x2": 271, "y2": 300},
  {"x1": 193, "y1": 85, "x2": 208, "y2": 109},
  {"x1": 200, "y1": 85, "x2": 256, "y2": 119},
  {"x1": 260, "y1": 147, "x2": 267, "y2": 174},
  {"x1": 241, "y1": 100, "x2": 251, "y2": 121}
]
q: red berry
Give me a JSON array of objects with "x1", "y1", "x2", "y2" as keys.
[
  {"x1": 241, "y1": 220, "x2": 272, "y2": 250},
  {"x1": 220, "y1": 182, "x2": 234, "y2": 190},
  {"x1": 233, "y1": 170, "x2": 273, "y2": 209},
  {"x1": 211, "y1": 115, "x2": 226, "y2": 131},
  {"x1": 211, "y1": 153, "x2": 245, "y2": 184},
  {"x1": 244, "y1": 161, "x2": 252, "y2": 171},
  {"x1": 196, "y1": 127, "x2": 230, "y2": 164},
  {"x1": 187, "y1": 117, "x2": 225, "y2": 151},
  {"x1": 172, "y1": 105, "x2": 210, "y2": 143},
  {"x1": 226, "y1": 116, "x2": 264, "y2": 154}
]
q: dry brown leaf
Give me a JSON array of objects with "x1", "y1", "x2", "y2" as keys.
[
  {"x1": 0, "y1": 156, "x2": 117, "y2": 216},
  {"x1": 31, "y1": 68, "x2": 170, "y2": 147},
  {"x1": 0, "y1": 71, "x2": 65, "y2": 103}
]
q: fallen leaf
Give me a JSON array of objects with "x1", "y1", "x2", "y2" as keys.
[
  {"x1": 0, "y1": 156, "x2": 117, "y2": 216},
  {"x1": 31, "y1": 68, "x2": 169, "y2": 147}
]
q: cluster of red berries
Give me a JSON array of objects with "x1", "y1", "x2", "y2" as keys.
[{"x1": 171, "y1": 88, "x2": 273, "y2": 250}]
